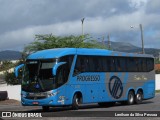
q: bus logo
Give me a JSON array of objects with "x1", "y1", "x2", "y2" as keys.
[{"x1": 109, "y1": 76, "x2": 123, "y2": 99}]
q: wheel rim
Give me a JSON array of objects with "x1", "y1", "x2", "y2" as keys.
[
  {"x1": 137, "y1": 93, "x2": 142, "y2": 101},
  {"x1": 75, "y1": 98, "x2": 79, "y2": 105},
  {"x1": 129, "y1": 94, "x2": 134, "y2": 103},
  {"x1": 137, "y1": 94, "x2": 142, "y2": 101}
]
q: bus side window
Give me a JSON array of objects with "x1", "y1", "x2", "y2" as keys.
[
  {"x1": 89, "y1": 56, "x2": 100, "y2": 72},
  {"x1": 127, "y1": 58, "x2": 137, "y2": 72},
  {"x1": 142, "y1": 58, "x2": 147, "y2": 72},
  {"x1": 105, "y1": 57, "x2": 110, "y2": 71},
  {"x1": 111, "y1": 57, "x2": 115, "y2": 71},
  {"x1": 96, "y1": 57, "x2": 103, "y2": 72},
  {"x1": 115, "y1": 58, "x2": 122, "y2": 72},
  {"x1": 147, "y1": 58, "x2": 154, "y2": 71},
  {"x1": 74, "y1": 56, "x2": 87, "y2": 75},
  {"x1": 56, "y1": 66, "x2": 66, "y2": 87},
  {"x1": 80, "y1": 58, "x2": 86, "y2": 72},
  {"x1": 74, "y1": 56, "x2": 81, "y2": 76}
]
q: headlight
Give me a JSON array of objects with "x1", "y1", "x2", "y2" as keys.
[
  {"x1": 47, "y1": 91, "x2": 59, "y2": 97},
  {"x1": 21, "y1": 93, "x2": 27, "y2": 98}
]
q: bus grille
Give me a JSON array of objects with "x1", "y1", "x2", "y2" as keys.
[{"x1": 26, "y1": 96, "x2": 46, "y2": 100}]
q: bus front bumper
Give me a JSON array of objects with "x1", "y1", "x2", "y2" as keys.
[{"x1": 21, "y1": 90, "x2": 65, "y2": 106}]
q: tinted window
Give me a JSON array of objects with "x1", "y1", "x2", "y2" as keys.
[
  {"x1": 127, "y1": 58, "x2": 137, "y2": 72},
  {"x1": 58, "y1": 55, "x2": 74, "y2": 86},
  {"x1": 142, "y1": 58, "x2": 147, "y2": 72},
  {"x1": 74, "y1": 55, "x2": 153, "y2": 75},
  {"x1": 115, "y1": 57, "x2": 126, "y2": 72},
  {"x1": 147, "y1": 58, "x2": 154, "y2": 71}
]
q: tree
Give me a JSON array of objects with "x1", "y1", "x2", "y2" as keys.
[
  {"x1": 2, "y1": 60, "x2": 24, "y2": 85},
  {"x1": 155, "y1": 58, "x2": 160, "y2": 64},
  {"x1": 4, "y1": 71, "x2": 20, "y2": 85},
  {"x1": 24, "y1": 34, "x2": 107, "y2": 55}
]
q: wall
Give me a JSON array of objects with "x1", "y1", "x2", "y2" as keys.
[
  {"x1": 156, "y1": 74, "x2": 160, "y2": 90},
  {"x1": 0, "y1": 74, "x2": 160, "y2": 101},
  {"x1": 0, "y1": 84, "x2": 21, "y2": 100}
]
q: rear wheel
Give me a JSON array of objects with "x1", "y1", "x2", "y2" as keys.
[
  {"x1": 135, "y1": 91, "x2": 143, "y2": 104},
  {"x1": 42, "y1": 106, "x2": 49, "y2": 111},
  {"x1": 127, "y1": 91, "x2": 135, "y2": 105}
]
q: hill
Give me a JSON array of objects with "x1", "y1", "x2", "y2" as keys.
[
  {"x1": 102, "y1": 41, "x2": 160, "y2": 57},
  {"x1": 0, "y1": 50, "x2": 22, "y2": 61}
]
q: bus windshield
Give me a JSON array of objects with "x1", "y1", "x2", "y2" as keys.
[{"x1": 22, "y1": 59, "x2": 57, "y2": 92}]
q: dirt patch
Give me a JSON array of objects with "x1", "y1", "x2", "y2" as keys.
[{"x1": 0, "y1": 99, "x2": 20, "y2": 105}]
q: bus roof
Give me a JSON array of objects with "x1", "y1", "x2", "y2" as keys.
[{"x1": 27, "y1": 48, "x2": 153, "y2": 59}]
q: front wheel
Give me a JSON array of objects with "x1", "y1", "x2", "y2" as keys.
[
  {"x1": 72, "y1": 94, "x2": 81, "y2": 110},
  {"x1": 135, "y1": 91, "x2": 143, "y2": 104}
]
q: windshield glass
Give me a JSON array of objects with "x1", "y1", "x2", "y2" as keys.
[{"x1": 22, "y1": 59, "x2": 57, "y2": 92}]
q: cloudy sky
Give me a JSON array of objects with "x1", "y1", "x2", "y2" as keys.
[{"x1": 0, "y1": 0, "x2": 160, "y2": 51}]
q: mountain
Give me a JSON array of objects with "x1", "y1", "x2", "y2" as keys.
[
  {"x1": 0, "y1": 50, "x2": 22, "y2": 61},
  {"x1": 0, "y1": 42, "x2": 159, "y2": 60},
  {"x1": 101, "y1": 41, "x2": 160, "y2": 57}
]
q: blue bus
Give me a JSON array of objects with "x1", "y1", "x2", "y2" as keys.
[{"x1": 15, "y1": 48, "x2": 155, "y2": 111}]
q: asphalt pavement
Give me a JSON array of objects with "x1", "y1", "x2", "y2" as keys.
[{"x1": 1, "y1": 94, "x2": 160, "y2": 120}]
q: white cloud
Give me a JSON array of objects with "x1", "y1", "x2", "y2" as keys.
[
  {"x1": 0, "y1": 0, "x2": 159, "y2": 50},
  {"x1": 0, "y1": 6, "x2": 160, "y2": 50},
  {"x1": 128, "y1": 0, "x2": 148, "y2": 9}
]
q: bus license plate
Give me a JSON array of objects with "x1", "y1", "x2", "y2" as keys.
[{"x1": 32, "y1": 102, "x2": 39, "y2": 105}]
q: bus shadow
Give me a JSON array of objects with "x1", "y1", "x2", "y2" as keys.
[
  {"x1": 25, "y1": 101, "x2": 154, "y2": 113},
  {"x1": 25, "y1": 104, "x2": 101, "y2": 113}
]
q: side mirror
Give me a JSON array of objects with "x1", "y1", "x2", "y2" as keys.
[
  {"x1": 15, "y1": 64, "x2": 24, "y2": 78},
  {"x1": 52, "y1": 62, "x2": 66, "y2": 76}
]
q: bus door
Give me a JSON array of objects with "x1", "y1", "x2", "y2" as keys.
[{"x1": 55, "y1": 64, "x2": 69, "y2": 105}]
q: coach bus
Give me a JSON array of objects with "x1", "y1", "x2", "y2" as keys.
[{"x1": 15, "y1": 48, "x2": 155, "y2": 111}]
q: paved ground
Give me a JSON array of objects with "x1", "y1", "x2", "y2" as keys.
[{"x1": 1, "y1": 94, "x2": 160, "y2": 120}]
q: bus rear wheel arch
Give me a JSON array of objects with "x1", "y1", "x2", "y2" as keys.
[
  {"x1": 72, "y1": 92, "x2": 82, "y2": 110},
  {"x1": 135, "y1": 89, "x2": 143, "y2": 104}
]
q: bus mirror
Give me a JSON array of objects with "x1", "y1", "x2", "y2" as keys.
[
  {"x1": 52, "y1": 62, "x2": 66, "y2": 76},
  {"x1": 15, "y1": 64, "x2": 24, "y2": 78}
]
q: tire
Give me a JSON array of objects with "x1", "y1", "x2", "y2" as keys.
[
  {"x1": 127, "y1": 91, "x2": 135, "y2": 105},
  {"x1": 42, "y1": 106, "x2": 49, "y2": 111},
  {"x1": 72, "y1": 94, "x2": 80, "y2": 110},
  {"x1": 135, "y1": 91, "x2": 143, "y2": 104}
]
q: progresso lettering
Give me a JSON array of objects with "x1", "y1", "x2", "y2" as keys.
[{"x1": 77, "y1": 75, "x2": 100, "y2": 81}]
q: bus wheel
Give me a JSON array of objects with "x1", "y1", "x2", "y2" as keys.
[
  {"x1": 135, "y1": 91, "x2": 143, "y2": 104},
  {"x1": 72, "y1": 94, "x2": 80, "y2": 110},
  {"x1": 127, "y1": 91, "x2": 135, "y2": 105},
  {"x1": 42, "y1": 106, "x2": 49, "y2": 111}
]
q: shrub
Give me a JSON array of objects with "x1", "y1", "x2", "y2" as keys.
[
  {"x1": 156, "y1": 69, "x2": 160, "y2": 74},
  {"x1": 4, "y1": 71, "x2": 20, "y2": 85}
]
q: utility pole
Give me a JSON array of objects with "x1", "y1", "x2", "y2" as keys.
[
  {"x1": 81, "y1": 18, "x2": 85, "y2": 36},
  {"x1": 102, "y1": 36, "x2": 105, "y2": 46},
  {"x1": 107, "y1": 34, "x2": 111, "y2": 49},
  {"x1": 139, "y1": 24, "x2": 145, "y2": 54}
]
